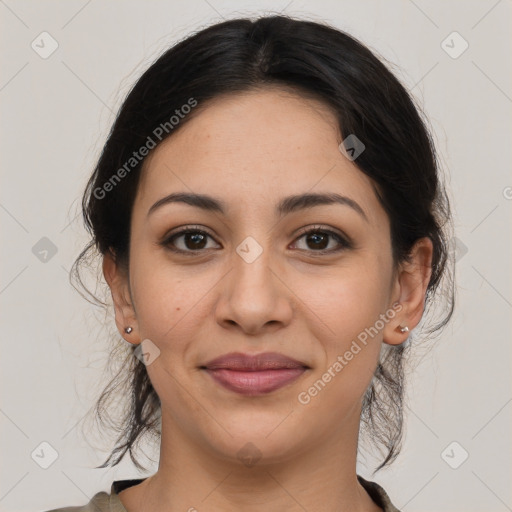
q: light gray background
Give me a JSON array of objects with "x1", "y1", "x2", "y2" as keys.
[{"x1": 1, "y1": 1, "x2": 511, "y2": 511}]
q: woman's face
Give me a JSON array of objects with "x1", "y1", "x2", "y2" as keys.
[{"x1": 107, "y1": 87, "x2": 415, "y2": 464}]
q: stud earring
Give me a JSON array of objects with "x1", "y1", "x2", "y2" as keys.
[
  {"x1": 398, "y1": 325, "x2": 409, "y2": 333},
  {"x1": 124, "y1": 326, "x2": 133, "y2": 334}
]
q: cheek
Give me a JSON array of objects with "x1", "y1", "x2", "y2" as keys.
[
  {"x1": 295, "y1": 265, "x2": 389, "y2": 396},
  {"x1": 296, "y1": 262, "x2": 390, "y2": 340},
  {"x1": 129, "y1": 251, "x2": 198, "y2": 342},
  {"x1": 129, "y1": 257, "x2": 210, "y2": 409}
]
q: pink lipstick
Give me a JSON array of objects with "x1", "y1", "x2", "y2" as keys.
[{"x1": 202, "y1": 352, "x2": 308, "y2": 396}]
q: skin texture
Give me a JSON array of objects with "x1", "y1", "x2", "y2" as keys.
[{"x1": 103, "y1": 87, "x2": 433, "y2": 512}]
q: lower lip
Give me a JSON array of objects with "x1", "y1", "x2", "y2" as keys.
[{"x1": 204, "y1": 368, "x2": 306, "y2": 395}]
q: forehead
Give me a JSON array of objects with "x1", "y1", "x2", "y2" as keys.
[{"x1": 135, "y1": 87, "x2": 384, "y2": 226}]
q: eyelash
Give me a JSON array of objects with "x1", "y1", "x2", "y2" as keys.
[{"x1": 160, "y1": 224, "x2": 352, "y2": 256}]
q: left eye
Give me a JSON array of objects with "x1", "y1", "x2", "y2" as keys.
[{"x1": 292, "y1": 227, "x2": 350, "y2": 253}]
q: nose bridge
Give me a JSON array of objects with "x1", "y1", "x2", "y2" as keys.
[
  {"x1": 232, "y1": 234, "x2": 275, "y2": 294},
  {"x1": 214, "y1": 232, "x2": 293, "y2": 333}
]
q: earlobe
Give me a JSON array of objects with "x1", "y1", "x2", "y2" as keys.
[
  {"x1": 102, "y1": 251, "x2": 141, "y2": 345},
  {"x1": 383, "y1": 237, "x2": 433, "y2": 346}
]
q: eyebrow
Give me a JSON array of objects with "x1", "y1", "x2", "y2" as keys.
[{"x1": 147, "y1": 191, "x2": 369, "y2": 222}]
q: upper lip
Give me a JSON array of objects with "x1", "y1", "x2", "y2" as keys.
[{"x1": 202, "y1": 352, "x2": 309, "y2": 371}]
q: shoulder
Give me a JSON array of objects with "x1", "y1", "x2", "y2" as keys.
[
  {"x1": 41, "y1": 479, "x2": 143, "y2": 512},
  {"x1": 41, "y1": 490, "x2": 111, "y2": 512},
  {"x1": 357, "y1": 475, "x2": 402, "y2": 512},
  {"x1": 43, "y1": 476, "x2": 398, "y2": 512}
]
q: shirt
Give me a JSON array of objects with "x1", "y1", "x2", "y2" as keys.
[{"x1": 42, "y1": 474, "x2": 401, "y2": 511}]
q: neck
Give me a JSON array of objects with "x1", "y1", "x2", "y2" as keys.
[{"x1": 121, "y1": 409, "x2": 382, "y2": 512}]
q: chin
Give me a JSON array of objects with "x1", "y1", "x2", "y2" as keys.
[{"x1": 199, "y1": 413, "x2": 309, "y2": 466}]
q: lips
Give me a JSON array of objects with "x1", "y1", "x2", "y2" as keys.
[
  {"x1": 201, "y1": 352, "x2": 309, "y2": 396},
  {"x1": 203, "y1": 352, "x2": 308, "y2": 371}
]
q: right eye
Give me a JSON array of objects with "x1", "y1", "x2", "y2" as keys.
[{"x1": 160, "y1": 226, "x2": 221, "y2": 254}]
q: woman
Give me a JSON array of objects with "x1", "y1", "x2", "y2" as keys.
[{"x1": 47, "y1": 13, "x2": 454, "y2": 512}]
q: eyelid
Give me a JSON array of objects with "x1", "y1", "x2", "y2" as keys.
[{"x1": 164, "y1": 224, "x2": 215, "y2": 238}]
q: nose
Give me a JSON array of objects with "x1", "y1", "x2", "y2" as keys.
[{"x1": 214, "y1": 245, "x2": 294, "y2": 336}]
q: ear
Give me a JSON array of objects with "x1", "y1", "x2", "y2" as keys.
[
  {"x1": 383, "y1": 237, "x2": 433, "y2": 346},
  {"x1": 102, "y1": 250, "x2": 141, "y2": 345}
]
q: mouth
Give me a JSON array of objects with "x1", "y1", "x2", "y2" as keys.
[{"x1": 200, "y1": 352, "x2": 310, "y2": 396}]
